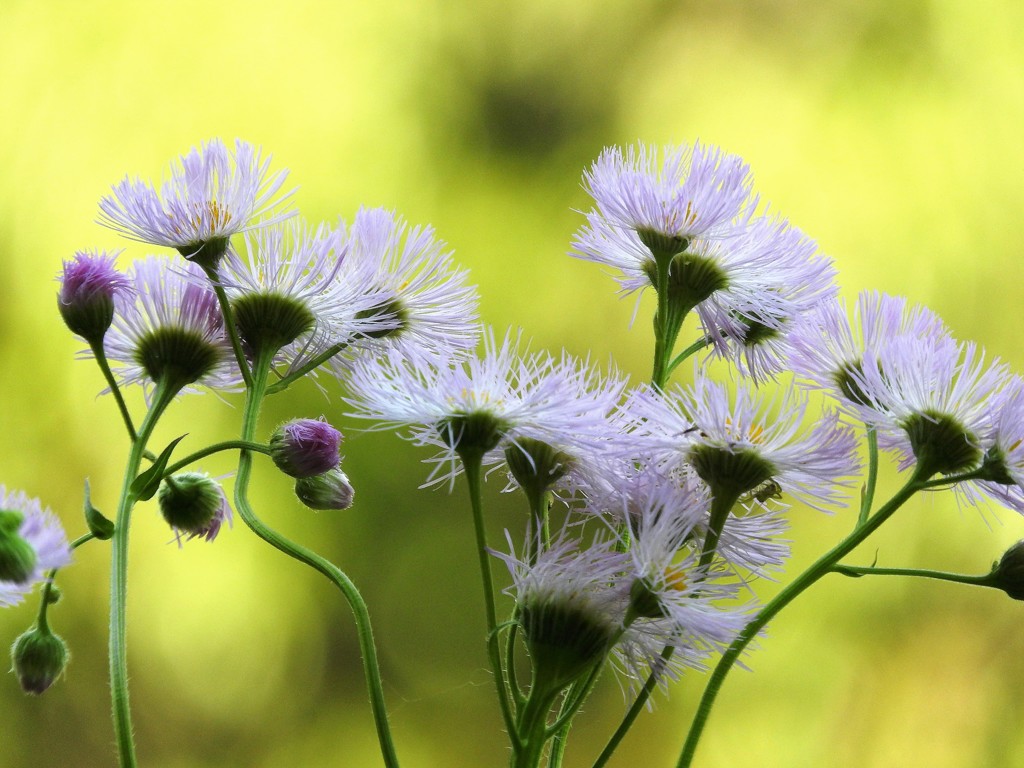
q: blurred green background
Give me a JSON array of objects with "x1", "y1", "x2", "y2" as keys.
[{"x1": 2, "y1": 1, "x2": 1024, "y2": 766}]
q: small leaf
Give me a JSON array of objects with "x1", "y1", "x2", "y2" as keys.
[
  {"x1": 130, "y1": 435, "x2": 187, "y2": 501},
  {"x1": 82, "y1": 479, "x2": 114, "y2": 540}
]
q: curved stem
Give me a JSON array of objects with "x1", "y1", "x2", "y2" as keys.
[
  {"x1": 109, "y1": 379, "x2": 178, "y2": 768},
  {"x1": 857, "y1": 427, "x2": 879, "y2": 527},
  {"x1": 675, "y1": 465, "x2": 932, "y2": 767},
  {"x1": 202, "y1": 267, "x2": 252, "y2": 388},
  {"x1": 89, "y1": 339, "x2": 138, "y2": 442},
  {"x1": 163, "y1": 440, "x2": 271, "y2": 476},
  {"x1": 830, "y1": 563, "x2": 1000, "y2": 590},
  {"x1": 665, "y1": 335, "x2": 711, "y2": 378},
  {"x1": 234, "y1": 350, "x2": 399, "y2": 767},
  {"x1": 512, "y1": 685, "x2": 559, "y2": 768},
  {"x1": 265, "y1": 341, "x2": 349, "y2": 395},
  {"x1": 461, "y1": 452, "x2": 518, "y2": 740}
]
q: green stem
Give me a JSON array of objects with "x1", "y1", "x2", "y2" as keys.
[
  {"x1": 109, "y1": 379, "x2": 178, "y2": 768},
  {"x1": 830, "y1": 563, "x2": 1000, "y2": 590},
  {"x1": 89, "y1": 339, "x2": 138, "y2": 442},
  {"x1": 163, "y1": 440, "x2": 271, "y2": 476},
  {"x1": 202, "y1": 267, "x2": 252, "y2": 388},
  {"x1": 591, "y1": 645, "x2": 672, "y2": 768},
  {"x1": 857, "y1": 427, "x2": 879, "y2": 527},
  {"x1": 676, "y1": 465, "x2": 932, "y2": 768},
  {"x1": 461, "y1": 451, "x2": 518, "y2": 740},
  {"x1": 265, "y1": 342, "x2": 349, "y2": 395},
  {"x1": 650, "y1": 255, "x2": 691, "y2": 390},
  {"x1": 665, "y1": 336, "x2": 712, "y2": 378},
  {"x1": 233, "y1": 350, "x2": 400, "y2": 768},
  {"x1": 512, "y1": 685, "x2": 559, "y2": 768}
]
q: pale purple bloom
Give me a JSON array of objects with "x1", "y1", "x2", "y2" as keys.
[
  {"x1": 345, "y1": 330, "x2": 627, "y2": 488},
  {"x1": 334, "y1": 207, "x2": 481, "y2": 367},
  {"x1": 0, "y1": 487, "x2": 72, "y2": 608},
  {"x1": 98, "y1": 138, "x2": 294, "y2": 255},
  {"x1": 971, "y1": 378, "x2": 1024, "y2": 513},
  {"x1": 612, "y1": 471, "x2": 749, "y2": 685},
  {"x1": 853, "y1": 337, "x2": 1009, "y2": 478},
  {"x1": 215, "y1": 219, "x2": 380, "y2": 376},
  {"x1": 622, "y1": 375, "x2": 860, "y2": 512},
  {"x1": 698, "y1": 217, "x2": 838, "y2": 382},
  {"x1": 270, "y1": 418, "x2": 343, "y2": 478},
  {"x1": 576, "y1": 142, "x2": 753, "y2": 250},
  {"x1": 787, "y1": 291, "x2": 952, "y2": 411},
  {"x1": 572, "y1": 142, "x2": 755, "y2": 298},
  {"x1": 103, "y1": 255, "x2": 241, "y2": 393}
]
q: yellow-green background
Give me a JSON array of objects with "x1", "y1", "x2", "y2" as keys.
[{"x1": 2, "y1": 1, "x2": 1023, "y2": 766}]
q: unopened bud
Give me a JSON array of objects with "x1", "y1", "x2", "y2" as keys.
[
  {"x1": 11, "y1": 625, "x2": 69, "y2": 695},
  {"x1": 294, "y1": 469, "x2": 355, "y2": 511},
  {"x1": 270, "y1": 419, "x2": 342, "y2": 478}
]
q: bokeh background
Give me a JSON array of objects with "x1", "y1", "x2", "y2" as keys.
[{"x1": 2, "y1": 1, "x2": 1024, "y2": 766}]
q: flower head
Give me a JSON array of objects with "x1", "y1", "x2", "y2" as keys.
[
  {"x1": 57, "y1": 249, "x2": 132, "y2": 343},
  {"x1": 335, "y1": 207, "x2": 481, "y2": 366},
  {"x1": 98, "y1": 139, "x2": 294, "y2": 270},
  {"x1": 215, "y1": 219, "x2": 379, "y2": 375},
  {"x1": 0, "y1": 487, "x2": 72, "y2": 608},
  {"x1": 345, "y1": 330, "x2": 627, "y2": 488},
  {"x1": 103, "y1": 255, "x2": 241, "y2": 394},
  {"x1": 622, "y1": 375, "x2": 859, "y2": 512}
]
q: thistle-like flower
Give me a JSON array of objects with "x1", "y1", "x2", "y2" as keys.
[
  {"x1": 335, "y1": 207, "x2": 481, "y2": 367},
  {"x1": 102, "y1": 255, "x2": 241, "y2": 394},
  {"x1": 622, "y1": 375, "x2": 859, "y2": 513},
  {"x1": 492, "y1": 532, "x2": 627, "y2": 691},
  {"x1": 787, "y1": 291, "x2": 952, "y2": 411},
  {"x1": 0, "y1": 487, "x2": 72, "y2": 608},
  {"x1": 344, "y1": 330, "x2": 626, "y2": 488},
  {"x1": 98, "y1": 138, "x2": 294, "y2": 270},
  {"x1": 215, "y1": 219, "x2": 379, "y2": 376},
  {"x1": 698, "y1": 217, "x2": 838, "y2": 382}
]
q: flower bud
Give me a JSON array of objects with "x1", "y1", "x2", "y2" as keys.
[
  {"x1": 294, "y1": 469, "x2": 355, "y2": 511},
  {"x1": 0, "y1": 510, "x2": 36, "y2": 584},
  {"x1": 57, "y1": 250, "x2": 130, "y2": 344},
  {"x1": 270, "y1": 419, "x2": 343, "y2": 478},
  {"x1": 158, "y1": 473, "x2": 232, "y2": 543},
  {"x1": 993, "y1": 540, "x2": 1024, "y2": 601},
  {"x1": 11, "y1": 625, "x2": 69, "y2": 695}
]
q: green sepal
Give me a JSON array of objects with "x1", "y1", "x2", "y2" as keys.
[
  {"x1": 131, "y1": 434, "x2": 187, "y2": 501},
  {"x1": 82, "y1": 480, "x2": 114, "y2": 540}
]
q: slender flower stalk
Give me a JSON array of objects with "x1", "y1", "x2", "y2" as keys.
[{"x1": 231, "y1": 347, "x2": 400, "y2": 767}]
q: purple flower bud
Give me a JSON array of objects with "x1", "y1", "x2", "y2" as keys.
[
  {"x1": 57, "y1": 250, "x2": 131, "y2": 343},
  {"x1": 157, "y1": 473, "x2": 232, "y2": 544},
  {"x1": 270, "y1": 419, "x2": 343, "y2": 478}
]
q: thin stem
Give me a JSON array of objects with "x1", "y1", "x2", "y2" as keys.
[
  {"x1": 591, "y1": 645, "x2": 672, "y2": 768},
  {"x1": 461, "y1": 452, "x2": 518, "y2": 740},
  {"x1": 830, "y1": 563, "x2": 1000, "y2": 590},
  {"x1": 265, "y1": 341, "x2": 349, "y2": 395},
  {"x1": 89, "y1": 339, "x2": 138, "y2": 442},
  {"x1": 676, "y1": 465, "x2": 933, "y2": 767},
  {"x1": 163, "y1": 440, "x2": 271, "y2": 476},
  {"x1": 512, "y1": 685, "x2": 560, "y2": 768},
  {"x1": 37, "y1": 533, "x2": 95, "y2": 628},
  {"x1": 665, "y1": 335, "x2": 712, "y2": 378},
  {"x1": 202, "y1": 267, "x2": 252, "y2": 388},
  {"x1": 109, "y1": 378, "x2": 178, "y2": 768},
  {"x1": 233, "y1": 350, "x2": 400, "y2": 767},
  {"x1": 857, "y1": 427, "x2": 879, "y2": 527}
]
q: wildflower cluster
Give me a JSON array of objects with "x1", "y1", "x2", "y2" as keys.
[{"x1": 3, "y1": 137, "x2": 1023, "y2": 768}]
